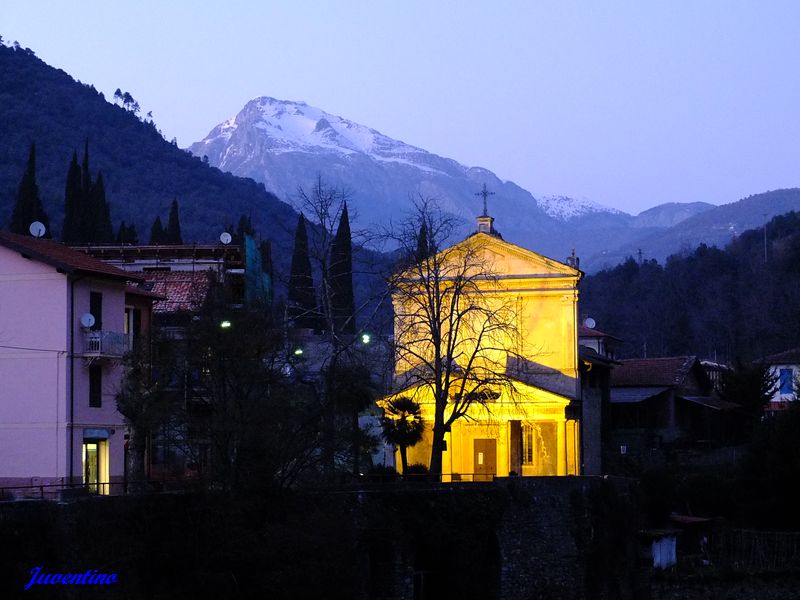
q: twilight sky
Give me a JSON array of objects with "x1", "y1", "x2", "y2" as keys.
[{"x1": 2, "y1": 1, "x2": 799, "y2": 214}]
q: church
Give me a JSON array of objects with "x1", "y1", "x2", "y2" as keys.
[{"x1": 379, "y1": 194, "x2": 586, "y2": 479}]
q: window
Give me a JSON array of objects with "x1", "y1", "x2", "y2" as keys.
[
  {"x1": 522, "y1": 424, "x2": 534, "y2": 465},
  {"x1": 779, "y1": 368, "x2": 794, "y2": 395},
  {"x1": 89, "y1": 365, "x2": 102, "y2": 407},
  {"x1": 89, "y1": 291, "x2": 103, "y2": 331}
]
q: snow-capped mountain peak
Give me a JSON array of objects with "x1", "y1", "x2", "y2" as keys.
[
  {"x1": 205, "y1": 96, "x2": 425, "y2": 160},
  {"x1": 536, "y1": 195, "x2": 621, "y2": 221}
]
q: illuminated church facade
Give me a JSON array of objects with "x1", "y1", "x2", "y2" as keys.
[{"x1": 381, "y1": 210, "x2": 585, "y2": 480}]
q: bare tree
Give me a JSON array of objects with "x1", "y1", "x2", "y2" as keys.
[
  {"x1": 386, "y1": 198, "x2": 521, "y2": 478},
  {"x1": 292, "y1": 175, "x2": 388, "y2": 478}
]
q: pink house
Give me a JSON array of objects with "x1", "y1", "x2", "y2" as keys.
[{"x1": 0, "y1": 231, "x2": 155, "y2": 497}]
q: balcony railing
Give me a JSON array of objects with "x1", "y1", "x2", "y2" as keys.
[{"x1": 82, "y1": 331, "x2": 130, "y2": 357}]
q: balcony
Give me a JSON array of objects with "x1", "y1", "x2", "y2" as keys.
[{"x1": 82, "y1": 331, "x2": 130, "y2": 358}]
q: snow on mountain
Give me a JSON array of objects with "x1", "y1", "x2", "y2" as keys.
[
  {"x1": 189, "y1": 96, "x2": 570, "y2": 255},
  {"x1": 536, "y1": 195, "x2": 621, "y2": 221},
  {"x1": 188, "y1": 96, "x2": 711, "y2": 270}
]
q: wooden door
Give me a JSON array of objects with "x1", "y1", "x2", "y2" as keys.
[{"x1": 473, "y1": 439, "x2": 496, "y2": 481}]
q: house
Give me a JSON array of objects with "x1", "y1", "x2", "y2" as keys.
[
  {"x1": 0, "y1": 231, "x2": 157, "y2": 497},
  {"x1": 760, "y1": 348, "x2": 800, "y2": 412},
  {"x1": 608, "y1": 356, "x2": 738, "y2": 461},
  {"x1": 578, "y1": 324, "x2": 621, "y2": 475},
  {"x1": 379, "y1": 211, "x2": 587, "y2": 479}
]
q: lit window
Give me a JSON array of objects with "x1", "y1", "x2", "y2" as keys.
[{"x1": 780, "y1": 369, "x2": 794, "y2": 395}]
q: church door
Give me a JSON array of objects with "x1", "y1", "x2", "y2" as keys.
[{"x1": 473, "y1": 439, "x2": 496, "y2": 481}]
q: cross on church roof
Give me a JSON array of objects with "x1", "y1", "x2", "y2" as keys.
[{"x1": 475, "y1": 184, "x2": 495, "y2": 217}]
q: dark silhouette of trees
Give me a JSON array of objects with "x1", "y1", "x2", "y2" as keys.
[
  {"x1": 719, "y1": 359, "x2": 778, "y2": 435},
  {"x1": 9, "y1": 143, "x2": 50, "y2": 236},
  {"x1": 165, "y1": 198, "x2": 183, "y2": 244},
  {"x1": 116, "y1": 221, "x2": 139, "y2": 244},
  {"x1": 61, "y1": 151, "x2": 82, "y2": 242},
  {"x1": 60, "y1": 141, "x2": 113, "y2": 243},
  {"x1": 149, "y1": 216, "x2": 165, "y2": 245},
  {"x1": 580, "y1": 212, "x2": 800, "y2": 362},
  {"x1": 330, "y1": 203, "x2": 356, "y2": 334},
  {"x1": 288, "y1": 213, "x2": 320, "y2": 329},
  {"x1": 381, "y1": 396, "x2": 424, "y2": 473}
]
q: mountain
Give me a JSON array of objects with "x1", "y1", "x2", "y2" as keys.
[
  {"x1": 193, "y1": 97, "x2": 775, "y2": 269},
  {"x1": 190, "y1": 97, "x2": 593, "y2": 258},
  {"x1": 588, "y1": 190, "x2": 800, "y2": 269},
  {"x1": 0, "y1": 43, "x2": 297, "y2": 251}
]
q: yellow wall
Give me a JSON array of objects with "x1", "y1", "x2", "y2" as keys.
[{"x1": 384, "y1": 232, "x2": 582, "y2": 478}]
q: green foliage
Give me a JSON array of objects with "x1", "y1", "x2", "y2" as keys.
[
  {"x1": 0, "y1": 43, "x2": 296, "y2": 254},
  {"x1": 581, "y1": 212, "x2": 800, "y2": 361},
  {"x1": 9, "y1": 142, "x2": 50, "y2": 236},
  {"x1": 381, "y1": 396, "x2": 424, "y2": 473},
  {"x1": 718, "y1": 359, "x2": 778, "y2": 428},
  {"x1": 739, "y1": 404, "x2": 800, "y2": 528}
]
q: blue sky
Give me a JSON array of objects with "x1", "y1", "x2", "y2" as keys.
[{"x1": 2, "y1": 1, "x2": 799, "y2": 214}]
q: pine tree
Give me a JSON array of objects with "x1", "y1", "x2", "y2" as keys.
[
  {"x1": 149, "y1": 216, "x2": 165, "y2": 245},
  {"x1": 61, "y1": 151, "x2": 83, "y2": 243},
  {"x1": 288, "y1": 214, "x2": 320, "y2": 329},
  {"x1": 329, "y1": 203, "x2": 355, "y2": 334},
  {"x1": 10, "y1": 143, "x2": 50, "y2": 237},
  {"x1": 165, "y1": 198, "x2": 183, "y2": 244}
]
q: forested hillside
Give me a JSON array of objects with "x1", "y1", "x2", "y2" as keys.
[
  {"x1": 0, "y1": 42, "x2": 296, "y2": 248},
  {"x1": 581, "y1": 211, "x2": 800, "y2": 361}
]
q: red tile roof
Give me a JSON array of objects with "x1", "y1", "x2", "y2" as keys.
[
  {"x1": 0, "y1": 231, "x2": 141, "y2": 282},
  {"x1": 137, "y1": 270, "x2": 211, "y2": 313},
  {"x1": 611, "y1": 356, "x2": 697, "y2": 387}
]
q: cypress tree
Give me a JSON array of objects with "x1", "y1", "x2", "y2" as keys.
[
  {"x1": 10, "y1": 143, "x2": 50, "y2": 237},
  {"x1": 149, "y1": 216, "x2": 165, "y2": 245},
  {"x1": 91, "y1": 172, "x2": 114, "y2": 243},
  {"x1": 126, "y1": 223, "x2": 139, "y2": 245},
  {"x1": 288, "y1": 214, "x2": 320, "y2": 330},
  {"x1": 165, "y1": 198, "x2": 183, "y2": 244},
  {"x1": 329, "y1": 203, "x2": 355, "y2": 334},
  {"x1": 62, "y1": 151, "x2": 82, "y2": 243},
  {"x1": 416, "y1": 220, "x2": 430, "y2": 262},
  {"x1": 116, "y1": 221, "x2": 127, "y2": 243},
  {"x1": 117, "y1": 221, "x2": 138, "y2": 244},
  {"x1": 79, "y1": 140, "x2": 93, "y2": 242}
]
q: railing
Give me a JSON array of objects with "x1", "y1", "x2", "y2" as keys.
[
  {"x1": 0, "y1": 479, "x2": 202, "y2": 501},
  {"x1": 82, "y1": 331, "x2": 129, "y2": 357}
]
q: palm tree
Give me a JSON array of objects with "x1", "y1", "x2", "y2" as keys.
[{"x1": 381, "y1": 396, "x2": 424, "y2": 474}]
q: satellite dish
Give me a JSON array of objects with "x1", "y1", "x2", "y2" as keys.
[
  {"x1": 29, "y1": 221, "x2": 46, "y2": 238},
  {"x1": 583, "y1": 317, "x2": 596, "y2": 329},
  {"x1": 220, "y1": 232, "x2": 232, "y2": 245},
  {"x1": 80, "y1": 313, "x2": 96, "y2": 328}
]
